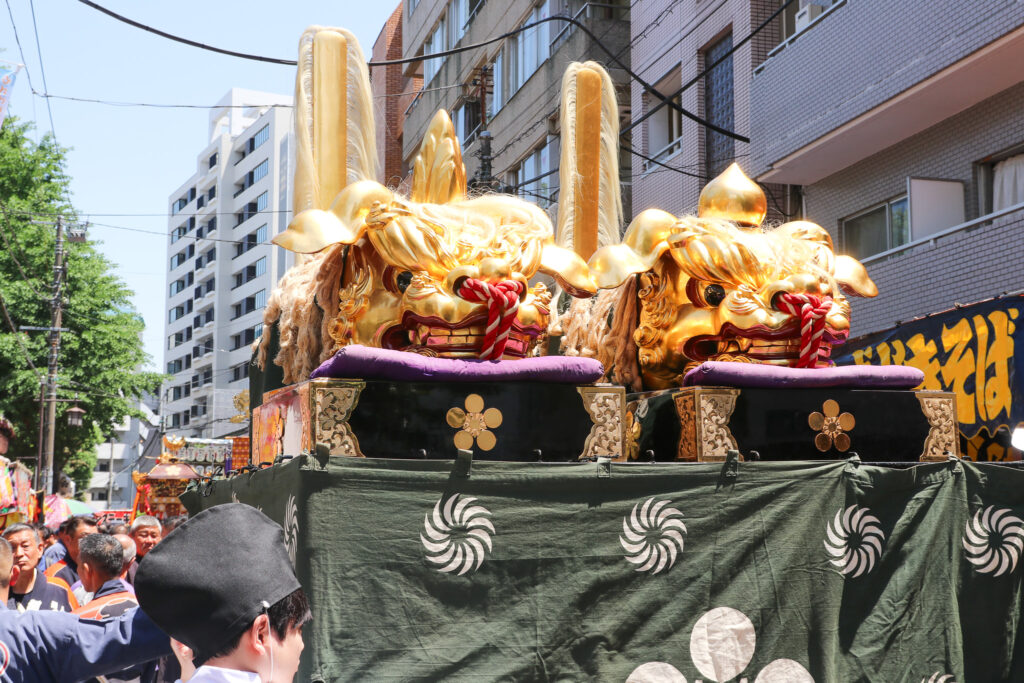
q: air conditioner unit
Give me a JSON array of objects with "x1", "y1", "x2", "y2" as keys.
[{"x1": 795, "y1": 4, "x2": 825, "y2": 32}]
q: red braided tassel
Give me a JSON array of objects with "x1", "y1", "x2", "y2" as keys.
[
  {"x1": 774, "y1": 292, "x2": 832, "y2": 368},
  {"x1": 456, "y1": 278, "x2": 525, "y2": 360}
]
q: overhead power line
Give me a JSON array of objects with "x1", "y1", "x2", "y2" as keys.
[
  {"x1": 76, "y1": 0, "x2": 749, "y2": 143},
  {"x1": 622, "y1": 0, "x2": 797, "y2": 136}
]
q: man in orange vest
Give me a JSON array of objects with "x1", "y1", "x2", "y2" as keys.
[
  {"x1": 1, "y1": 524, "x2": 73, "y2": 612},
  {"x1": 44, "y1": 516, "x2": 97, "y2": 603},
  {"x1": 73, "y1": 534, "x2": 136, "y2": 620},
  {"x1": 74, "y1": 533, "x2": 158, "y2": 682}
]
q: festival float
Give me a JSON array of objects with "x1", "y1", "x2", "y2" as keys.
[
  {"x1": 131, "y1": 436, "x2": 202, "y2": 520},
  {"x1": 182, "y1": 26, "x2": 1023, "y2": 683}
]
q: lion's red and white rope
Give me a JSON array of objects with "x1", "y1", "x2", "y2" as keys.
[
  {"x1": 774, "y1": 292, "x2": 833, "y2": 368},
  {"x1": 456, "y1": 278, "x2": 525, "y2": 360}
]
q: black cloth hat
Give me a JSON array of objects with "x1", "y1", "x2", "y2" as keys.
[{"x1": 134, "y1": 504, "x2": 300, "y2": 659}]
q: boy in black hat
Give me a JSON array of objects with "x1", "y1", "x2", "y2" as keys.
[{"x1": 135, "y1": 504, "x2": 311, "y2": 683}]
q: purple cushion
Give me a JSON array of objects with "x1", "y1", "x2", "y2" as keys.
[
  {"x1": 310, "y1": 345, "x2": 605, "y2": 383},
  {"x1": 681, "y1": 361, "x2": 925, "y2": 389}
]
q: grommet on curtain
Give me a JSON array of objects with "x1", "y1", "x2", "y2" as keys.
[{"x1": 596, "y1": 456, "x2": 611, "y2": 478}]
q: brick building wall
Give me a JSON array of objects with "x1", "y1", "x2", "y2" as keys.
[
  {"x1": 372, "y1": 4, "x2": 414, "y2": 188},
  {"x1": 811, "y1": 81, "x2": 1024, "y2": 336},
  {"x1": 403, "y1": 1, "x2": 631, "y2": 199},
  {"x1": 630, "y1": 0, "x2": 781, "y2": 221},
  {"x1": 749, "y1": 0, "x2": 1024, "y2": 178}
]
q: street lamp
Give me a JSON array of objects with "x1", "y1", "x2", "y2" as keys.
[{"x1": 66, "y1": 403, "x2": 85, "y2": 428}]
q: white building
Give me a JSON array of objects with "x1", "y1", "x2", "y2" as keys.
[
  {"x1": 163, "y1": 88, "x2": 294, "y2": 439},
  {"x1": 86, "y1": 399, "x2": 160, "y2": 511}
]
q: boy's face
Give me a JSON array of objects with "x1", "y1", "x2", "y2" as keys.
[{"x1": 269, "y1": 625, "x2": 305, "y2": 682}]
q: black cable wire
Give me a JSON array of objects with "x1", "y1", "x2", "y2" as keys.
[
  {"x1": 75, "y1": 0, "x2": 297, "y2": 65},
  {"x1": 75, "y1": 1, "x2": 749, "y2": 143},
  {"x1": 3, "y1": 0, "x2": 34, "y2": 92},
  {"x1": 623, "y1": 0, "x2": 796, "y2": 136},
  {"x1": 27, "y1": 0, "x2": 55, "y2": 137}
]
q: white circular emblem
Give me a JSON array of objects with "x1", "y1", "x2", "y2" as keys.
[
  {"x1": 620, "y1": 498, "x2": 687, "y2": 575},
  {"x1": 421, "y1": 494, "x2": 494, "y2": 575},
  {"x1": 626, "y1": 661, "x2": 687, "y2": 683},
  {"x1": 824, "y1": 504, "x2": 884, "y2": 578},
  {"x1": 754, "y1": 658, "x2": 814, "y2": 682},
  {"x1": 963, "y1": 505, "x2": 1024, "y2": 577},
  {"x1": 283, "y1": 494, "x2": 299, "y2": 567},
  {"x1": 689, "y1": 607, "x2": 755, "y2": 683}
]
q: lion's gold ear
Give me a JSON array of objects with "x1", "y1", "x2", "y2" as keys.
[
  {"x1": 273, "y1": 209, "x2": 357, "y2": 253},
  {"x1": 835, "y1": 254, "x2": 878, "y2": 297},
  {"x1": 539, "y1": 244, "x2": 596, "y2": 297},
  {"x1": 411, "y1": 110, "x2": 467, "y2": 205},
  {"x1": 587, "y1": 209, "x2": 677, "y2": 289}
]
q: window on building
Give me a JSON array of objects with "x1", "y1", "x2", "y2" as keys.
[
  {"x1": 208, "y1": 152, "x2": 218, "y2": 169},
  {"x1": 841, "y1": 196, "x2": 909, "y2": 260},
  {"x1": 208, "y1": 186, "x2": 216, "y2": 200},
  {"x1": 423, "y1": 17, "x2": 447, "y2": 84},
  {"x1": 513, "y1": 2, "x2": 550, "y2": 93},
  {"x1": 172, "y1": 196, "x2": 188, "y2": 215},
  {"x1": 490, "y1": 52, "x2": 504, "y2": 117},
  {"x1": 453, "y1": 100, "x2": 482, "y2": 147},
  {"x1": 95, "y1": 461, "x2": 110, "y2": 472},
  {"x1": 182, "y1": 411, "x2": 190, "y2": 426},
  {"x1": 171, "y1": 225, "x2": 188, "y2": 243},
  {"x1": 447, "y1": 0, "x2": 468, "y2": 46},
  {"x1": 169, "y1": 279, "x2": 186, "y2": 296},
  {"x1": 232, "y1": 289, "x2": 266, "y2": 319},
  {"x1": 703, "y1": 33, "x2": 735, "y2": 179},
  {"x1": 235, "y1": 224, "x2": 267, "y2": 257},
  {"x1": 230, "y1": 362, "x2": 250, "y2": 383},
  {"x1": 169, "y1": 252, "x2": 187, "y2": 270},
  {"x1": 233, "y1": 257, "x2": 267, "y2": 289},
  {"x1": 510, "y1": 139, "x2": 555, "y2": 208},
  {"x1": 230, "y1": 322, "x2": 264, "y2": 350},
  {"x1": 234, "y1": 159, "x2": 269, "y2": 197}
]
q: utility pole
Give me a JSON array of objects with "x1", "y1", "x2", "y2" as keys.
[
  {"x1": 41, "y1": 216, "x2": 65, "y2": 495},
  {"x1": 106, "y1": 436, "x2": 115, "y2": 507}
]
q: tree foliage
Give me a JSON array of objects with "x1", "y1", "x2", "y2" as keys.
[{"x1": 0, "y1": 118, "x2": 163, "y2": 494}]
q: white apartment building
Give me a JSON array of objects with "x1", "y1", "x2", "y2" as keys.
[
  {"x1": 86, "y1": 399, "x2": 160, "y2": 511},
  {"x1": 163, "y1": 88, "x2": 294, "y2": 439}
]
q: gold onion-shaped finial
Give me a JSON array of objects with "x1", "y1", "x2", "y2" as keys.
[{"x1": 697, "y1": 162, "x2": 767, "y2": 228}]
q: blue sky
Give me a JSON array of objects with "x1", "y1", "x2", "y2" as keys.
[{"x1": 1, "y1": 1, "x2": 400, "y2": 370}]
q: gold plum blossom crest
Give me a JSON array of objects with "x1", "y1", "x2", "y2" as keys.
[
  {"x1": 808, "y1": 399, "x2": 855, "y2": 452},
  {"x1": 446, "y1": 394, "x2": 503, "y2": 451}
]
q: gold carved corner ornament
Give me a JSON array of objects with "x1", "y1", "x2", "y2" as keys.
[
  {"x1": 673, "y1": 388, "x2": 740, "y2": 462},
  {"x1": 808, "y1": 399, "x2": 855, "y2": 453},
  {"x1": 446, "y1": 394, "x2": 503, "y2": 452},
  {"x1": 314, "y1": 385, "x2": 365, "y2": 457},
  {"x1": 916, "y1": 392, "x2": 959, "y2": 461},
  {"x1": 576, "y1": 386, "x2": 626, "y2": 461}
]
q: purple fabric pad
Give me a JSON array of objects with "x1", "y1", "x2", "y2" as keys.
[
  {"x1": 310, "y1": 345, "x2": 605, "y2": 383},
  {"x1": 681, "y1": 361, "x2": 925, "y2": 389}
]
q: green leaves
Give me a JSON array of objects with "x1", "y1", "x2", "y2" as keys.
[{"x1": 0, "y1": 117, "x2": 164, "y2": 494}]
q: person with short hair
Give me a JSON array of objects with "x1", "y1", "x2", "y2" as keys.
[
  {"x1": 112, "y1": 533, "x2": 137, "y2": 593},
  {"x1": 0, "y1": 537, "x2": 171, "y2": 681},
  {"x1": 127, "y1": 515, "x2": 162, "y2": 585},
  {"x1": 1, "y1": 524, "x2": 73, "y2": 613},
  {"x1": 74, "y1": 535, "x2": 136, "y2": 620},
  {"x1": 108, "y1": 523, "x2": 129, "y2": 536},
  {"x1": 136, "y1": 504, "x2": 311, "y2": 682},
  {"x1": 37, "y1": 519, "x2": 69, "y2": 571},
  {"x1": 44, "y1": 515, "x2": 98, "y2": 598}
]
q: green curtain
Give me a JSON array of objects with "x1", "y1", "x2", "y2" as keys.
[{"x1": 184, "y1": 455, "x2": 1024, "y2": 682}]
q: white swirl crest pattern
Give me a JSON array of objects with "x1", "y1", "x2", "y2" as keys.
[
  {"x1": 283, "y1": 494, "x2": 299, "y2": 567},
  {"x1": 620, "y1": 498, "x2": 687, "y2": 575},
  {"x1": 962, "y1": 505, "x2": 1024, "y2": 577},
  {"x1": 921, "y1": 673, "x2": 955, "y2": 683},
  {"x1": 824, "y1": 504, "x2": 884, "y2": 578},
  {"x1": 421, "y1": 494, "x2": 495, "y2": 575}
]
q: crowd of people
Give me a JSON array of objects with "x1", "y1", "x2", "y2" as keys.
[{"x1": 0, "y1": 505, "x2": 309, "y2": 682}]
